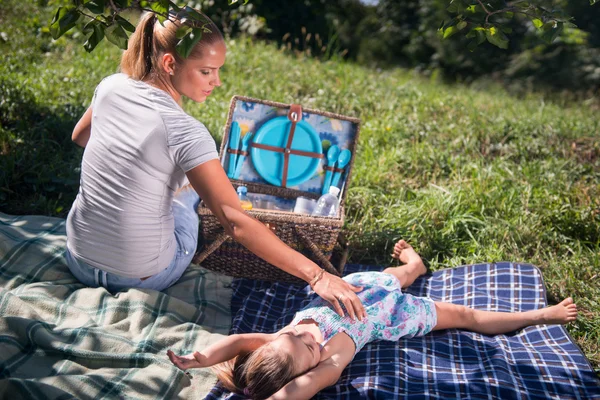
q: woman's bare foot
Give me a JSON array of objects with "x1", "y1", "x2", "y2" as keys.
[
  {"x1": 167, "y1": 349, "x2": 203, "y2": 370},
  {"x1": 540, "y1": 298, "x2": 578, "y2": 324}
]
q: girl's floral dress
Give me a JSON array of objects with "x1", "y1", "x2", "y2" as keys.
[{"x1": 291, "y1": 272, "x2": 437, "y2": 355}]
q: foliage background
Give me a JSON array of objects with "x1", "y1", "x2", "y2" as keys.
[
  {"x1": 198, "y1": 0, "x2": 600, "y2": 94},
  {"x1": 1, "y1": 0, "x2": 598, "y2": 375}
]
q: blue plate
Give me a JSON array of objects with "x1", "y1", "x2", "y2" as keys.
[{"x1": 251, "y1": 117, "x2": 322, "y2": 187}]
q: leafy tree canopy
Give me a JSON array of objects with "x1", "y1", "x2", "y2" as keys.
[
  {"x1": 49, "y1": 0, "x2": 596, "y2": 55},
  {"x1": 49, "y1": 0, "x2": 247, "y2": 57}
]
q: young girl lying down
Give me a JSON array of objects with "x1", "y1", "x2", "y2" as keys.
[{"x1": 168, "y1": 240, "x2": 577, "y2": 400}]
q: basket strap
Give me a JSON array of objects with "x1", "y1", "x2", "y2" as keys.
[
  {"x1": 250, "y1": 143, "x2": 324, "y2": 159},
  {"x1": 292, "y1": 226, "x2": 340, "y2": 277},
  {"x1": 226, "y1": 148, "x2": 249, "y2": 156},
  {"x1": 280, "y1": 104, "x2": 303, "y2": 188},
  {"x1": 193, "y1": 232, "x2": 229, "y2": 264},
  {"x1": 323, "y1": 165, "x2": 345, "y2": 173}
]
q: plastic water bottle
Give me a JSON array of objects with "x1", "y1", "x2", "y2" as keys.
[
  {"x1": 237, "y1": 186, "x2": 253, "y2": 210},
  {"x1": 312, "y1": 186, "x2": 340, "y2": 217}
]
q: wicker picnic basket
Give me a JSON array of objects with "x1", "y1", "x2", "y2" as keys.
[{"x1": 193, "y1": 96, "x2": 360, "y2": 283}]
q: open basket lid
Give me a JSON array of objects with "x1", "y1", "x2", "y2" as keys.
[{"x1": 219, "y1": 96, "x2": 361, "y2": 206}]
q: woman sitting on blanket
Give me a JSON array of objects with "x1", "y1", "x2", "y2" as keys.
[
  {"x1": 65, "y1": 9, "x2": 365, "y2": 321},
  {"x1": 168, "y1": 240, "x2": 578, "y2": 400}
]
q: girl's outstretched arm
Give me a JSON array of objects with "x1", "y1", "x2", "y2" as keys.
[{"x1": 168, "y1": 332, "x2": 272, "y2": 370}]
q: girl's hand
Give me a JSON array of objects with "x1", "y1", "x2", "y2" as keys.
[
  {"x1": 312, "y1": 272, "x2": 366, "y2": 321},
  {"x1": 167, "y1": 349, "x2": 205, "y2": 370}
]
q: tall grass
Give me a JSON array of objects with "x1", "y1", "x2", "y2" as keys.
[{"x1": 1, "y1": 0, "x2": 598, "y2": 373}]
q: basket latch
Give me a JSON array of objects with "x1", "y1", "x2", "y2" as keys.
[{"x1": 264, "y1": 222, "x2": 278, "y2": 232}]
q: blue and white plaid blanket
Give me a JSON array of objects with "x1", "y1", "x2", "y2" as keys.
[{"x1": 206, "y1": 263, "x2": 600, "y2": 399}]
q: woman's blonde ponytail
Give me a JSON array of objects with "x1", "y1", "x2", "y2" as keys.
[{"x1": 120, "y1": 13, "x2": 157, "y2": 80}]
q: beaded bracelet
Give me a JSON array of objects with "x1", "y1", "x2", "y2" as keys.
[{"x1": 309, "y1": 268, "x2": 325, "y2": 288}]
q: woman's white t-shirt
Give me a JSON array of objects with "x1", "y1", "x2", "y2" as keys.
[{"x1": 66, "y1": 73, "x2": 218, "y2": 278}]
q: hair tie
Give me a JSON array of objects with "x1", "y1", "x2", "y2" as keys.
[
  {"x1": 144, "y1": 14, "x2": 157, "y2": 76},
  {"x1": 243, "y1": 387, "x2": 251, "y2": 397}
]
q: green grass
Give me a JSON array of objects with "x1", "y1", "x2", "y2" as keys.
[{"x1": 2, "y1": 1, "x2": 599, "y2": 374}]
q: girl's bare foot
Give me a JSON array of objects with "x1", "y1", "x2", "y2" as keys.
[
  {"x1": 392, "y1": 240, "x2": 419, "y2": 263},
  {"x1": 385, "y1": 240, "x2": 428, "y2": 287},
  {"x1": 540, "y1": 298, "x2": 578, "y2": 324},
  {"x1": 392, "y1": 240, "x2": 427, "y2": 275},
  {"x1": 167, "y1": 349, "x2": 203, "y2": 370}
]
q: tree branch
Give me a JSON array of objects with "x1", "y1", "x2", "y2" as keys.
[
  {"x1": 484, "y1": 5, "x2": 548, "y2": 25},
  {"x1": 475, "y1": 0, "x2": 492, "y2": 16},
  {"x1": 107, "y1": 0, "x2": 119, "y2": 14},
  {"x1": 78, "y1": 10, "x2": 109, "y2": 26},
  {"x1": 139, "y1": 7, "x2": 176, "y2": 23}
]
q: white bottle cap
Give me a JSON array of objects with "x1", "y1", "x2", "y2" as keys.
[{"x1": 328, "y1": 186, "x2": 340, "y2": 197}]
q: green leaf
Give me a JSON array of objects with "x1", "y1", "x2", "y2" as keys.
[
  {"x1": 83, "y1": 20, "x2": 105, "y2": 52},
  {"x1": 591, "y1": 0, "x2": 598, "y2": 5},
  {"x1": 115, "y1": 15, "x2": 136, "y2": 33},
  {"x1": 446, "y1": 1, "x2": 459, "y2": 13},
  {"x1": 485, "y1": 26, "x2": 509, "y2": 49},
  {"x1": 105, "y1": 23, "x2": 129, "y2": 49},
  {"x1": 84, "y1": 0, "x2": 105, "y2": 14},
  {"x1": 49, "y1": 7, "x2": 80, "y2": 39},
  {"x1": 168, "y1": 1, "x2": 181, "y2": 12},
  {"x1": 467, "y1": 40, "x2": 479, "y2": 52},
  {"x1": 113, "y1": 0, "x2": 132, "y2": 8},
  {"x1": 457, "y1": 21, "x2": 468, "y2": 31},
  {"x1": 532, "y1": 18, "x2": 543, "y2": 29},
  {"x1": 150, "y1": 0, "x2": 170, "y2": 23},
  {"x1": 183, "y1": 6, "x2": 206, "y2": 22},
  {"x1": 541, "y1": 21, "x2": 564, "y2": 43},
  {"x1": 176, "y1": 27, "x2": 203, "y2": 58},
  {"x1": 443, "y1": 26, "x2": 459, "y2": 39},
  {"x1": 466, "y1": 26, "x2": 486, "y2": 44},
  {"x1": 175, "y1": 25, "x2": 191, "y2": 40}
]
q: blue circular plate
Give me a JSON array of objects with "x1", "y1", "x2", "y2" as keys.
[{"x1": 251, "y1": 117, "x2": 322, "y2": 187}]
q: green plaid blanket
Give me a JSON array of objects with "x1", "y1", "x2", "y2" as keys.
[{"x1": 0, "y1": 213, "x2": 233, "y2": 399}]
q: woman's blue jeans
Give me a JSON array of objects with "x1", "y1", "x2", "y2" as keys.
[{"x1": 65, "y1": 188, "x2": 201, "y2": 292}]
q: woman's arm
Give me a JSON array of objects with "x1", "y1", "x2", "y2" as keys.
[
  {"x1": 168, "y1": 332, "x2": 272, "y2": 370},
  {"x1": 186, "y1": 160, "x2": 366, "y2": 320},
  {"x1": 72, "y1": 106, "x2": 93, "y2": 148}
]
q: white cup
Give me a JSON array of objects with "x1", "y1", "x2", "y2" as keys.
[{"x1": 294, "y1": 197, "x2": 317, "y2": 215}]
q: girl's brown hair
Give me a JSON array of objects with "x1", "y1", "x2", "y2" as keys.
[
  {"x1": 211, "y1": 344, "x2": 298, "y2": 399},
  {"x1": 120, "y1": 11, "x2": 224, "y2": 80}
]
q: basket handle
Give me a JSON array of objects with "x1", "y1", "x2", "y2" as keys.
[
  {"x1": 193, "y1": 231, "x2": 229, "y2": 264},
  {"x1": 292, "y1": 226, "x2": 340, "y2": 277}
]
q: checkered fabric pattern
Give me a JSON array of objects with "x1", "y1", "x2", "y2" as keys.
[
  {"x1": 0, "y1": 213, "x2": 233, "y2": 399},
  {"x1": 206, "y1": 263, "x2": 600, "y2": 400}
]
